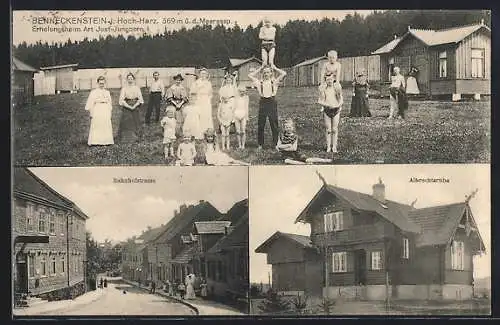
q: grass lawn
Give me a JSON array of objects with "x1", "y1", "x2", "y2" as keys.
[{"x1": 13, "y1": 87, "x2": 490, "y2": 166}]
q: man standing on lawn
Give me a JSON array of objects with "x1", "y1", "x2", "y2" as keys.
[
  {"x1": 146, "y1": 71, "x2": 165, "y2": 125},
  {"x1": 248, "y1": 65, "x2": 287, "y2": 150}
]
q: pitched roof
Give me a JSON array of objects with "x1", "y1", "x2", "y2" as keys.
[
  {"x1": 13, "y1": 168, "x2": 89, "y2": 219},
  {"x1": 255, "y1": 231, "x2": 313, "y2": 253},
  {"x1": 293, "y1": 56, "x2": 327, "y2": 68},
  {"x1": 408, "y1": 23, "x2": 490, "y2": 46},
  {"x1": 372, "y1": 23, "x2": 490, "y2": 54},
  {"x1": 194, "y1": 221, "x2": 232, "y2": 234},
  {"x1": 229, "y1": 57, "x2": 261, "y2": 68},
  {"x1": 220, "y1": 198, "x2": 248, "y2": 224},
  {"x1": 12, "y1": 57, "x2": 38, "y2": 72},
  {"x1": 39, "y1": 63, "x2": 78, "y2": 70},
  {"x1": 171, "y1": 245, "x2": 197, "y2": 264},
  {"x1": 408, "y1": 202, "x2": 468, "y2": 247},
  {"x1": 372, "y1": 36, "x2": 404, "y2": 55},
  {"x1": 151, "y1": 202, "x2": 221, "y2": 244},
  {"x1": 207, "y1": 212, "x2": 248, "y2": 254},
  {"x1": 295, "y1": 184, "x2": 420, "y2": 233}
]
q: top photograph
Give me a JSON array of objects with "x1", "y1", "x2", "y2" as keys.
[{"x1": 11, "y1": 10, "x2": 491, "y2": 166}]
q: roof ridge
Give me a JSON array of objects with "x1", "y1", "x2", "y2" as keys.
[
  {"x1": 435, "y1": 22, "x2": 484, "y2": 32},
  {"x1": 412, "y1": 201, "x2": 466, "y2": 211}
]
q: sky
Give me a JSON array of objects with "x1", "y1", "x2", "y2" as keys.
[
  {"x1": 11, "y1": 10, "x2": 374, "y2": 45},
  {"x1": 29, "y1": 167, "x2": 248, "y2": 243},
  {"x1": 249, "y1": 164, "x2": 491, "y2": 284}
]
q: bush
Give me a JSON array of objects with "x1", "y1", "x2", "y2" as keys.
[
  {"x1": 317, "y1": 297, "x2": 336, "y2": 315},
  {"x1": 250, "y1": 284, "x2": 262, "y2": 298},
  {"x1": 258, "y1": 289, "x2": 290, "y2": 314},
  {"x1": 291, "y1": 294, "x2": 308, "y2": 314}
]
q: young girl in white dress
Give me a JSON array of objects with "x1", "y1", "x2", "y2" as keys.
[
  {"x1": 85, "y1": 76, "x2": 114, "y2": 146},
  {"x1": 233, "y1": 85, "x2": 249, "y2": 149},
  {"x1": 191, "y1": 68, "x2": 214, "y2": 135},
  {"x1": 217, "y1": 73, "x2": 237, "y2": 150},
  {"x1": 182, "y1": 89, "x2": 202, "y2": 140},
  {"x1": 318, "y1": 73, "x2": 343, "y2": 153},
  {"x1": 160, "y1": 107, "x2": 177, "y2": 159},
  {"x1": 176, "y1": 132, "x2": 197, "y2": 166},
  {"x1": 202, "y1": 128, "x2": 249, "y2": 166}
]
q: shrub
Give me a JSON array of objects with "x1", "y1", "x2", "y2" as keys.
[
  {"x1": 317, "y1": 297, "x2": 336, "y2": 315},
  {"x1": 250, "y1": 284, "x2": 262, "y2": 298},
  {"x1": 291, "y1": 294, "x2": 308, "y2": 314},
  {"x1": 258, "y1": 289, "x2": 290, "y2": 314}
]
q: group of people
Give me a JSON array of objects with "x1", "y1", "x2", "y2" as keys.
[
  {"x1": 85, "y1": 16, "x2": 414, "y2": 164},
  {"x1": 98, "y1": 277, "x2": 108, "y2": 289},
  {"x1": 144, "y1": 274, "x2": 208, "y2": 301}
]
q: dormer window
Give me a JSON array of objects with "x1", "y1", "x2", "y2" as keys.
[{"x1": 324, "y1": 211, "x2": 344, "y2": 232}]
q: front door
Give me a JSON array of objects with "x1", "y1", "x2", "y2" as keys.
[
  {"x1": 16, "y1": 253, "x2": 28, "y2": 294},
  {"x1": 354, "y1": 250, "x2": 367, "y2": 286}
]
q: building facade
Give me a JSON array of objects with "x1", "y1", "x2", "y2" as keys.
[
  {"x1": 13, "y1": 168, "x2": 88, "y2": 300},
  {"x1": 257, "y1": 178, "x2": 485, "y2": 301},
  {"x1": 12, "y1": 57, "x2": 37, "y2": 107},
  {"x1": 372, "y1": 22, "x2": 491, "y2": 98}
]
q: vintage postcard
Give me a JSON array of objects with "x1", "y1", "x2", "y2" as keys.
[
  {"x1": 249, "y1": 164, "x2": 490, "y2": 315},
  {"x1": 12, "y1": 166, "x2": 249, "y2": 316},
  {"x1": 11, "y1": 10, "x2": 491, "y2": 166}
]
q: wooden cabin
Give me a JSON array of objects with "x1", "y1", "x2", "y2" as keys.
[
  {"x1": 293, "y1": 56, "x2": 328, "y2": 87},
  {"x1": 12, "y1": 57, "x2": 37, "y2": 107},
  {"x1": 290, "y1": 178, "x2": 485, "y2": 301},
  {"x1": 257, "y1": 177, "x2": 486, "y2": 301},
  {"x1": 372, "y1": 22, "x2": 491, "y2": 99},
  {"x1": 13, "y1": 168, "x2": 88, "y2": 301},
  {"x1": 255, "y1": 231, "x2": 323, "y2": 297},
  {"x1": 227, "y1": 57, "x2": 262, "y2": 88},
  {"x1": 39, "y1": 63, "x2": 78, "y2": 93}
]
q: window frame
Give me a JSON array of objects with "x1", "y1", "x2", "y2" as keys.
[
  {"x1": 324, "y1": 210, "x2": 344, "y2": 232},
  {"x1": 26, "y1": 202, "x2": 36, "y2": 233},
  {"x1": 332, "y1": 252, "x2": 347, "y2": 273},
  {"x1": 50, "y1": 254, "x2": 57, "y2": 275},
  {"x1": 471, "y1": 48, "x2": 485, "y2": 78},
  {"x1": 402, "y1": 237, "x2": 410, "y2": 259},
  {"x1": 49, "y1": 209, "x2": 56, "y2": 235},
  {"x1": 439, "y1": 50, "x2": 447, "y2": 78},
  {"x1": 60, "y1": 254, "x2": 66, "y2": 274},
  {"x1": 40, "y1": 253, "x2": 47, "y2": 277},
  {"x1": 38, "y1": 208, "x2": 47, "y2": 233},
  {"x1": 28, "y1": 254, "x2": 36, "y2": 278},
  {"x1": 371, "y1": 251, "x2": 383, "y2": 270},
  {"x1": 451, "y1": 240, "x2": 465, "y2": 271}
]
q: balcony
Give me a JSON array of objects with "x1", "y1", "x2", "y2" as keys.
[{"x1": 312, "y1": 223, "x2": 388, "y2": 246}]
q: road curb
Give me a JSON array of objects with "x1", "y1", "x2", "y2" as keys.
[{"x1": 121, "y1": 279, "x2": 199, "y2": 315}]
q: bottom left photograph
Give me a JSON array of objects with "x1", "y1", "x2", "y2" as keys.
[{"x1": 12, "y1": 166, "x2": 249, "y2": 317}]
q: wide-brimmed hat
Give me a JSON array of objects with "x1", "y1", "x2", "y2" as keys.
[{"x1": 173, "y1": 74, "x2": 184, "y2": 81}]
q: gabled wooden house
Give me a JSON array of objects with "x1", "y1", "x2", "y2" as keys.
[
  {"x1": 227, "y1": 57, "x2": 262, "y2": 88},
  {"x1": 12, "y1": 57, "x2": 38, "y2": 107},
  {"x1": 258, "y1": 178, "x2": 485, "y2": 301},
  {"x1": 255, "y1": 231, "x2": 323, "y2": 297},
  {"x1": 372, "y1": 21, "x2": 491, "y2": 98}
]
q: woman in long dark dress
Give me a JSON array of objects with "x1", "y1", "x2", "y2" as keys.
[
  {"x1": 350, "y1": 70, "x2": 371, "y2": 117},
  {"x1": 118, "y1": 73, "x2": 144, "y2": 143}
]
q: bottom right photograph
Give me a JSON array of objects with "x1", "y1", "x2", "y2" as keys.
[{"x1": 249, "y1": 164, "x2": 491, "y2": 316}]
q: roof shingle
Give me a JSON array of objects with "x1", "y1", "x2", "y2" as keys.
[
  {"x1": 194, "y1": 221, "x2": 232, "y2": 234},
  {"x1": 255, "y1": 231, "x2": 312, "y2": 253}
]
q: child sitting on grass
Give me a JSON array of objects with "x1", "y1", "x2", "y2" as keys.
[
  {"x1": 201, "y1": 128, "x2": 249, "y2": 166},
  {"x1": 276, "y1": 118, "x2": 333, "y2": 165}
]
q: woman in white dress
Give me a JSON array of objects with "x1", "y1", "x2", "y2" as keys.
[
  {"x1": 85, "y1": 76, "x2": 114, "y2": 146},
  {"x1": 185, "y1": 274, "x2": 196, "y2": 299},
  {"x1": 192, "y1": 68, "x2": 214, "y2": 135}
]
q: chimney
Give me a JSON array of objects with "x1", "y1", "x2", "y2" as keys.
[
  {"x1": 480, "y1": 19, "x2": 484, "y2": 25},
  {"x1": 199, "y1": 200, "x2": 205, "y2": 204},
  {"x1": 174, "y1": 209, "x2": 178, "y2": 217},
  {"x1": 408, "y1": 25, "x2": 411, "y2": 31},
  {"x1": 372, "y1": 178, "x2": 386, "y2": 203}
]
